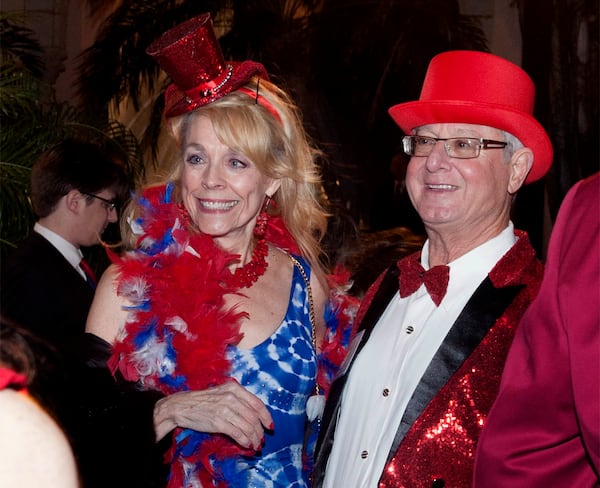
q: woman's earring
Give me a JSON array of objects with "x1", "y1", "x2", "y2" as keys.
[{"x1": 254, "y1": 195, "x2": 272, "y2": 238}]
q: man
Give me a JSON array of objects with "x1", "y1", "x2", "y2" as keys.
[
  {"x1": 1, "y1": 138, "x2": 127, "y2": 349},
  {"x1": 1, "y1": 137, "x2": 128, "y2": 435},
  {"x1": 474, "y1": 172, "x2": 600, "y2": 487},
  {"x1": 312, "y1": 50, "x2": 553, "y2": 487}
]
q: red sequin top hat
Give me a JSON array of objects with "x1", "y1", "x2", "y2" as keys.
[
  {"x1": 388, "y1": 50, "x2": 553, "y2": 183},
  {"x1": 146, "y1": 13, "x2": 268, "y2": 118}
]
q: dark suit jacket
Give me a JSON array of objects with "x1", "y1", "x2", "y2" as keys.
[
  {"x1": 1, "y1": 231, "x2": 94, "y2": 347},
  {"x1": 1, "y1": 231, "x2": 96, "y2": 424},
  {"x1": 313, "y1": 229, "x2": 543, "y2": 488}
]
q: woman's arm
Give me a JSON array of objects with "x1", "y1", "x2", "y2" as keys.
[
  {"x1": 74, "y1": 263, "x2": 168, "y2": 486},
  {"x1": 85, "y1": 264, "x2": 128, "y2": 343}
]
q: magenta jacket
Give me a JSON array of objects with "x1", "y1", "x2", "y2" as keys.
[{"x1": 474, "y1": 172, "x2": 600, "y2": 487}]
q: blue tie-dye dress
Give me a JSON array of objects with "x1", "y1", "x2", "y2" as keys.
[{"x1": 225, "y1": 255, "x2": 316, "y2": 488}]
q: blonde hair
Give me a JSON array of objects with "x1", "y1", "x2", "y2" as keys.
[{"x1": 125, "y1": 77, "x2": 329, "y2": 280}]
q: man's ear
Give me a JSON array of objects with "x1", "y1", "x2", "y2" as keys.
[
  {"x1": 65, "y1": 189, "x2": 84, "y2": 213},
  {"x1": 508, "y1": 148, "x2": 534, "y2": 194}
]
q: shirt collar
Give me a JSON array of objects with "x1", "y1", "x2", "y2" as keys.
[
  {"x1": 421, "y1": 222, "x2": 517, "y2": 303},
  {"x1": 421, "y1": 221, "x2": 516, "y2": 271}
]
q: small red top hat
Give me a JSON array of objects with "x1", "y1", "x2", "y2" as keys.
[
  {"x1": 146, "y1": 13, "x2": 268, "y2": 118},
  {"x1": 388, "y1": 50, "x2": 553, "y2": 183}
]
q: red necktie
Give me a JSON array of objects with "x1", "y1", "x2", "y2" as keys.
[
  {"x1": 80, "y1": 258, "x2": 97, "y2": 289},
  {"x1": 398, "y1": 253, "x2": 449, "y2": 306}
]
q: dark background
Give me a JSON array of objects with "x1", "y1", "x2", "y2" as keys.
[{"x1": 2, "y1": 0, "x2": 598, "y2": 261}]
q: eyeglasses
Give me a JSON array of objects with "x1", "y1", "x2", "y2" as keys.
[
  {"x1": 81, "y1": 192, "x2": 118, "y2": 211},
  {"x1": 402, "y1": 135, "x2": 508, "y2": 159}
]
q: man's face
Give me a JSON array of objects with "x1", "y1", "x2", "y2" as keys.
[
  {"x1": 405, "y1": 123, "x2": 516, "y2": 240},
  {"x1": 78, "y1": 189, "x2": 118, "y2": 246}
]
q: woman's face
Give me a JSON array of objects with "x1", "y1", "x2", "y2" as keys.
[{"x1": 180, "y1": 115, "x2": 280, "y2": 248}]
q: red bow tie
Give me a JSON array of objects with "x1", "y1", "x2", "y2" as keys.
[{"x1": 398, "y1": 253, "x2": 449, "y2": 306}]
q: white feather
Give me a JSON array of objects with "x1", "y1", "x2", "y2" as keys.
[{"x1": 306, "y1": 394, "x2": 325, "y2": 422}]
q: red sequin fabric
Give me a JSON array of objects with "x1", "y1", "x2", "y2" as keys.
[{"x1": 378, "y1": 231, "x2": 543, "y2": 487}]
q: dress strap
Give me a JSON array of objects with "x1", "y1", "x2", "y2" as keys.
[{"x1": 287, "y1": 255, "x2": 319, "y2": 400}]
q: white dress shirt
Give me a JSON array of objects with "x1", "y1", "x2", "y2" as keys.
[{"x1": 323, "y1": 223, "x2": 517, "y2": 488}]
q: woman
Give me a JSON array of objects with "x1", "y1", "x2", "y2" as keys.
[{"x1": 85, "y1": 13, "x2": 357, "y2": 488}]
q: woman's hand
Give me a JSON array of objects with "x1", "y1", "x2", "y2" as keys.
[{"x1": 153, "y1": 379, "x2": 273, "y2": 450}]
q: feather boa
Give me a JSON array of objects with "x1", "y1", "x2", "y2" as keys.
[{"x1": 108, "y1": 182, "x2": 359, "y2": 487}]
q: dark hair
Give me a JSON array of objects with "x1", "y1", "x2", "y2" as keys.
[
  {"x1": 30, "y1": 138, "x2": 129, "y2": 218},
  {"x1": 0, "y1": 315, "x2": 66, "y2": 416},
  {"x1": 0, "y1": 316, "x2": 40, "y2": 386}
]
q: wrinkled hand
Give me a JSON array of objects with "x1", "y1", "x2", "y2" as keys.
[{"x1": 153, "y1": 379, "x2": 273, "y2": 450}]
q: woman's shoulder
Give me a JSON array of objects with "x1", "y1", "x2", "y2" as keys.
[
  {"x1": 0, "y1": 389, "x2": 80, "y2": 487},
  {"x1": 85, "y1": 263, "x2": 128, "y2": 342}
]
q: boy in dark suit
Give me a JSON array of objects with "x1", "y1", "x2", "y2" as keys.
[{"x1": 1, "y1": 138, "x2": 128, "y2": 426}]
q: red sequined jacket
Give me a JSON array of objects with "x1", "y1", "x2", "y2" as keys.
[{"x1": 313, "y1": 230, "x2": 543, "y2": 488}]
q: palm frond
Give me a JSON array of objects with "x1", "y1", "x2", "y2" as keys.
[
  {"x1": 0, "y1": 62, "x2": 44, "y2": 118},
  {"x1": 0, "y1": 12, "x2": 45, "y2": 78}
]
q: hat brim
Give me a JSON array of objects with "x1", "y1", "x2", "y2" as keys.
[
  {"x1": 164, "y1": 60, "x2": 268, "y2": 118},
  {"x1": 388, "y1": 100, "x2": 553, "y2": 183}
]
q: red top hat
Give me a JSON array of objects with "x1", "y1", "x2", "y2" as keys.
[
  {"x1": 388, "y1": 50, "x2": 553, "y2": 183},
  {"x1": 146, "y1": 13, "x2": 268, "y2": 118}
]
